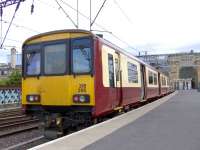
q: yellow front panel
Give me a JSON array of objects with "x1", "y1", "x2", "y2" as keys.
[{"x1": 22, "y1": 75, "x2": 94, "y2": 106}]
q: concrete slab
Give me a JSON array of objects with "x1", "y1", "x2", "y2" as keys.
[
  {"x1": 84, "y1": 90, "x2": 200, "y2": 150},
  {"x1": 30, "y1": 92, "x2": 177, "y2": 150}
]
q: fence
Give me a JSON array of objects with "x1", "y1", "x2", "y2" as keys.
[{"x1": 0, "y1": 86, "x2": 21, "y2": 105}]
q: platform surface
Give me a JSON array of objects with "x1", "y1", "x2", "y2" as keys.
[
  {"x1": 31, "y1": 90, "x2": 200, "y2": 150},
  {"x1": 84, "y1": 90, "x2": 200, "y2": 150}
]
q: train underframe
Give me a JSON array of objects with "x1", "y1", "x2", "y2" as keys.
[
  {"x1": 25, "y1": 105, "x2": 94, "y2": 139},
  {"x1": 24, "y1": 91, "x2": 172, "y2": 139}
]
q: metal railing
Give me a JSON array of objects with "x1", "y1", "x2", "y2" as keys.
[{"x1": 0, "y1": 86, "x2": 21, "y2": 104}]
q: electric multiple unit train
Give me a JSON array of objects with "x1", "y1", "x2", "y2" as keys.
[{"x1": 22, "y1": 29, "x2": 171, "y2": 138}]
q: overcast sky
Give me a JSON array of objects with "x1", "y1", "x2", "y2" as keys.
[{"x1": 1, "y1": 0, "x2": 200, "y2": 63}]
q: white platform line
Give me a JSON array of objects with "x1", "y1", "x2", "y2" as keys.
[{"x1": 30, "y1": 92, "x2": 177, "y2": 150}]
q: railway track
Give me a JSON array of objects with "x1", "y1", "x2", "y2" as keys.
[
  {"x1": 5, "y1": 136, "x2": 48, "y2": 150},
  {"x1": 0, "y1": 108, "x2": 24, "y2": 118},
  {"x1": 0, "y1": 108, "x2": 41, "y2": 138}
]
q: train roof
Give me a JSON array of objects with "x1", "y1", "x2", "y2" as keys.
[
  {"x1": 22, "y1": 29, "x2": 92, "y2": 46},
  {"x1": 22, "y1": 29, "x2": 167, "y2": 76}
]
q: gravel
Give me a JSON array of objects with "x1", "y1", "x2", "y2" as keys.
[{"x1": 0, "y1": 129, "x2": 44, "y2": 150}]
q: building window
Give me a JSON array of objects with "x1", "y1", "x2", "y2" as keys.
[
  {"x1": 3, "y1": 70, "x2": 8, "y2": 75},
  {"x1": 108, "y1": 54, "x2": 115, "y2": 87},
  {"x1": 127, "y1": 62, "x2": 138, "y2": 83}
]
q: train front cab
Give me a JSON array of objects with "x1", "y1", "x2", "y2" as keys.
[{"x1": 22, "y1": 31, "x2": 96, "y2": 137}]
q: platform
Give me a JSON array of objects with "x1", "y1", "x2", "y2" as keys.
[{"x1": 30, "y1": 90, "x2": 200, "y2": 150}]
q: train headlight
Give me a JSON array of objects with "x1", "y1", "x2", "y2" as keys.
[
  {"x1": 73, "y1": 94, "x2": 90, "y2": 103},
  {"x1": 27, "y1": 95, "x2": 40, "y2": 102},
  {"x1": 29, "y1": 96, "x2": 34, "y2": 102},
  {"x1": 79, "y1": 95, "x2": 85, "y2": 102}
]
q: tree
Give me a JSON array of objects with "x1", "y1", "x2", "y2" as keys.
[{"x1": 6, "y1": 70, "x2": 21, "y2": 86}]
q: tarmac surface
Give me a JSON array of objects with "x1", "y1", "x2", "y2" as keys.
[{"x1": 83, "y1": 90, "x2": 200, "y2": 150}]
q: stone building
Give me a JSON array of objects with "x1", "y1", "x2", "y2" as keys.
[
  {"x1": 0, "y1": 48, "x2": 22, "y2": 80},
  {"x1": 168, "y1": 52, "x2": 200, "y2": 89},
  {"x1": 0, "y1": 63, "x2": 9, "y2": 79},
  {"x1": 137, "y1": 51, "x2": 200, "y2": 89}
]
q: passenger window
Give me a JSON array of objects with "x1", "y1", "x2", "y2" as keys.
[
  {"x1": 154, "y1": 73, "x2": 157, "y2": 85},
  {"x1": 162, "y1": 77, "x2": 166, "y2": 86},
  {"x1": 127, "y1": 62, "x2": 138, "y2": 83},
  {"x1": 148, "y1": 71, "x2": 153, "y2": 84},
  {"x1": 108, "y1": 54, "x2": 115, "y2": 87},
  {"x1": 115, "y1": 59, "x2": 120, "y2": 81},
  {"x1": 167, "y1": 79, "x2": 169, "y2": 85}
]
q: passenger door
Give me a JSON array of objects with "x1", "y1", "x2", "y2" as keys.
[
  {"x1": 140, "y1": 64, "x2": 147, "y2": 101},
  {"x1": 108, "y1": 52, "x2": 122, "y2": 108},
  {"x1": 158, "y1": 73, "x2": 161, "y2": 95},
  {"x1": 114, "y1": 53, "x2": 122, "y2": 107}
]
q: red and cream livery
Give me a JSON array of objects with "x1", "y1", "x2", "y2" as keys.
[{"x1": 22, "y1": 29, "x2": 171, "y2": 138}]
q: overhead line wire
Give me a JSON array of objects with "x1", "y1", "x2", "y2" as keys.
[
  {"x1": 90, "y1": 0, "x2": 107, "y2": 27},
  {"x1": 54, "y1": 0, "x2": 78, "y2": 28},
  {"x1": 39, "y1": 0, "x2": 139, "y2": 52},
  {"x1": 60, "y1": 0, "x2": 138, "y2": 52},
  {"x1": 2, "y1": 19, "x2": 40, "y2": 33},
  {"x1": 113, "y1": 0, "x2": 133, "y2": 24},
  {"x1": 0, "y1": 1, "x2": 21, "y2": 49}
]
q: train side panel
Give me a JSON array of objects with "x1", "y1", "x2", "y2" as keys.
[
  {"x1": 160, "y1": 74, "x2": 169, "y2": 95},
  {"x1": 146, "y1": 67, "x2": 159, "y2": 99},
  {"x1": 120, "y1": 53, "x2": 142, "y2": 105},
  {"x1": 94, "y1": 40, "x2": 120, "y2": 116},
  {"x1": 94, "y1": 39, "x2": 142, "y2": 117}
]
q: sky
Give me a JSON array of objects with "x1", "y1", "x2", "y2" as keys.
[{"x1": 1, "y1": 0, "x2": 200, "y2": 63}]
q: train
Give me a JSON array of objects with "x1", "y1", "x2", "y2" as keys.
[{"x1": 21, "y1": 29, "x2": 172, "y2": 138}]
